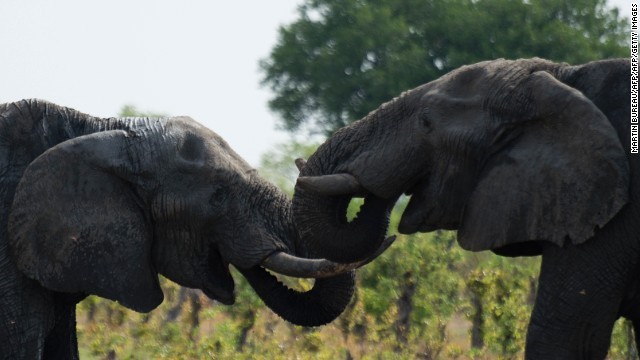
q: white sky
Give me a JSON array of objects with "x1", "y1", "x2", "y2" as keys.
[{"x1": 0, "y1": 0, "x2": 633, "y2": 166}]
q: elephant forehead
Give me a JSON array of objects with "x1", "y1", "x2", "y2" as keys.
[
  {"x1": 432, "y1": 60, "x2": 514, "y2": 96},
  {"x1": 166, "y1": 117, "x2": 229, "y2": 150},
  {"x1": 421, "y1": 90, "x2": 484, "y2": 113},
  {"x1": 160, "y1": 117, "x2": 253, "y2": 175}
]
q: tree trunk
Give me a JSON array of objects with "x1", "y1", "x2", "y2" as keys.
[
  {"x1": 236, "y1": 309, "x2": 256, "y2": 351},
  {"x1": 394, "y1": 272, "x2": 416, "y2": 350},
  {"x1": 470, "y1": 293, "x2": 485, "y2": 350}
]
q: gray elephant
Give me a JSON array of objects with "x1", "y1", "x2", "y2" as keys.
[
  {"x1": 293, "y1": 58, "x2": 638, "y2": 358},
  {"x1": 0, "y1": 99, "x2": 389, "y2": 359}
]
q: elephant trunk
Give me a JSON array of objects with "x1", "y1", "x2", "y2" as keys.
[
  {"x1": 245, "y1": 182, "x2": 396, "y2": 325},
  {"x1": 233, "y1": 176, "x2": 368, "y2": 326},
  {"x1": 292, "y1": 186, "x2": 393, "y2": 264},
  {"x1": 292, "y1": 120, "x2": 397, "y2": 264},
  {"x1": 291, "y1": 90, "x2": 420, "y2": 264},
  {"x1": 238, "y1": 266, "x2": 355, "y2": 327}
]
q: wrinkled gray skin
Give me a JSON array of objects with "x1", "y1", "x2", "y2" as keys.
[
  {"x1": 294, "y1": 58, "x2": 639, "y2": 358},
  {"x1": 0, "y1": 100, "x2": 357, "y2": 359}
]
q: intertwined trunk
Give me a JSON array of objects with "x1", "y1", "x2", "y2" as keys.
[
  {"x1": 240, "y1": 178, "x2": 358, "y2": 326},
  {"x1": 293, "y1": 186, "x2": 393, "y2": 263},
  {"x1": 292, "y1": 123, "x2": 396, "y2": 263},
  {"x1": 239, "y1": 266, "x2": 355, "y2": 327},
  {"x1": 290, "y1": 91, "x2": 417, "y2": 264}
]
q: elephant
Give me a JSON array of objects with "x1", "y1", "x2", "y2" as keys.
[
  {"x1": 292, "y1": 58, "x2": 638, "y2": 358},
  {"x1": 0, "y1": 99, "x2": 391, "y2": 359}
]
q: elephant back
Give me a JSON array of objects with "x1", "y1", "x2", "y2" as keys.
[
  {"x1": 0, "y1": 99, "x2": 160, "y2": 204},
  {"x1": 0, "y1": 100, "x2": 92, "y2": 210}
]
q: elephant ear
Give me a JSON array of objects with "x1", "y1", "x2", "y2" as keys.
[
  {"x1": 8, "y1": 130, "x2": 163, "y2": 312},
  {"x1": 458, "y1": 71, "x2": 629, "y2": 254}
]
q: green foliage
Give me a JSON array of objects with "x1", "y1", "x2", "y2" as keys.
[
  {"x1": 609, "y1": 319, "x2": 639, "y2": 359},
  {"x1": 360, "y1": 231, "x2": 466, "y2": 357},
  {"x1": 258, "y1": 140, "x2": 320, "y2": 193},
  {"x1": 465, "y1": 256, "x2": 539, "y2": 358},
  {"x1": 75, "y1": 226, "x2": 634, "y2": 359},
  {"x1": 77, "y1": 231, "x2": 547, "y2": 359},
  {"x1": 261, "y1": 0, "x2": 629, "y2": 135}
]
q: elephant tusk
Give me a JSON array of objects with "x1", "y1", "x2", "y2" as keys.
[
  {"x1": 261, "y1": 253, "x2": 360, "y2": 279},
  {"x1": 261, "y1": 235, "x2": 396, "y2": 278},
  {"x1": 295, "y1": 158, "x2": 307, "y2": 172},
  {"x1": 296, "y1": 173, "x2": 367, "y2": 197}
]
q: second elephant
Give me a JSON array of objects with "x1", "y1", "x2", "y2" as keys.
[{"x1": 293, "y1": 58, "x2": 638, "y2": 358}]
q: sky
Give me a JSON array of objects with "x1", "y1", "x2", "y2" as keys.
[{"x1": 0, "y1": 0, "x2": 634, "y2": 166}]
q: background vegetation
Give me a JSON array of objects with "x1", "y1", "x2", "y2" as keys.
[
  {"x1": 260, "y1": 0, "x2": 628, "y2": 135},
  {"x1": 78, "y1": 0, "x2": 633, "y2": 358}
]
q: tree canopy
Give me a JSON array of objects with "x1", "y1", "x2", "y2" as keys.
[{"x1": 261, "y1": 0, "x2": 629, "y2": 135}]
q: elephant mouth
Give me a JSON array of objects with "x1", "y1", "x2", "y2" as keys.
[
  {"x1": 295, "y1": 170, "x2": 458, "y2": 236},
  {"x1": 398, "y1": 182, "x2": 460, "y2": 234},
  {"x1": 203, "y1": 249, "x2": 236, "y2": 305},
  {"x1": 202, "y1": 271, "x2": 235, "y2": 305},
  {"x1": 398, "y1": 213, "x2": 457, "y2": 234}
]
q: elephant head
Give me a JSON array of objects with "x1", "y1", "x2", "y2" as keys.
[
  {"x1": 5, "y1": 100, "x2": 390, "y2": 328},
  {"x1": 293, "y1": 58, "x2": 629, "y2": 260}
]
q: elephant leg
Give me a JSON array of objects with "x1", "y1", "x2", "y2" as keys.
[
  {"x1": 525, "y1": 236, "x2": 638, "y2": 359},
  {"x1": 0, "y1": 258, "x2": 54, "y2": 359},
  {"x1": 618, "y1": 261, "x2": 640, "y2": 354},
  {"x1": 43, "y1": 292, "x2": 86, "y2": 360}
]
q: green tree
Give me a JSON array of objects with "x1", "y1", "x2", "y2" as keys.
[
  {"x1": 465, "y1": 256, "x2": 539, "y2": 358},
  {"x1": 261, "y1": 0, "x2": 629, "y2": 135},
  {"x1": 258, "y1": 140, "x2": 320, "y2": 193}
]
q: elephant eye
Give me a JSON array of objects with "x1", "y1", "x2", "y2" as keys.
[
  {"x1": 209, "y1": 185, "x2": 229, "y2": 208},
  {"x1": 419, "y1": 108, "x2": 432, "y2": 130}
]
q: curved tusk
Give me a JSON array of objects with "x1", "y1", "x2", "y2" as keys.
[
  {"x1": 294, "y1": 158, "x2": 307, "y2": 172},
  {"x1": 262, "y1": 253, "x2": 360, "y2": 279},
  {"x1": 296, "y1": 173, "x2": 367, "y2": 197},
  {"x1": 261, "y1": 235, "x2": 397, "y2": 278}
]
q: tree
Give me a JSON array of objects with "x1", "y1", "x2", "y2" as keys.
[
  {"x1": 258, "y1": 140, "x2": 320, "y2": 193},
  {"x1": 261, "y1": 0, "x2": 629, "y2": 135}
]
